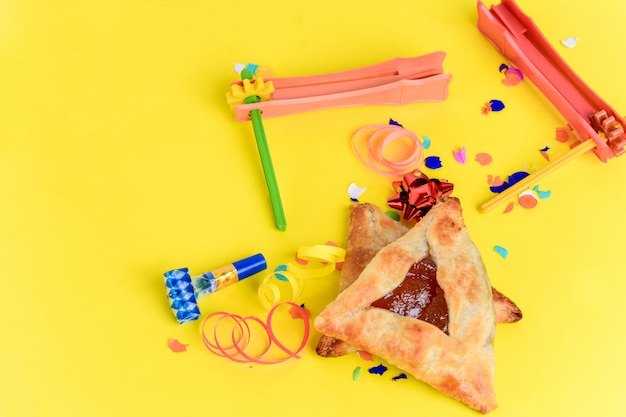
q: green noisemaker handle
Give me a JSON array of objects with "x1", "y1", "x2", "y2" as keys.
[{"x1": 241, "y1": 69, "x2": 286, "y2": 231}]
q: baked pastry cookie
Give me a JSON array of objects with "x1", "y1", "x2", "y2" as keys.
[
  {"x1": 316, "y1": 202, "x2": 522, "y2": 358},
  {"x1": 314, "y1": 198, "x2": 506, "y2": 413}
]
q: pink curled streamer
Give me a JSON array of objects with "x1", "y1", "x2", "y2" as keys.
[{"x1": 352, "y1": 124, "x2": 425, "y2": 177}]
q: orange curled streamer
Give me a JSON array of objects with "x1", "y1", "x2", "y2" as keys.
[
  {"x1": 201, "y1": 302, "x2": 310, "y2": 364},
  {"x1": 352, "y1": 124, "x2": 425, "y2": 177}
]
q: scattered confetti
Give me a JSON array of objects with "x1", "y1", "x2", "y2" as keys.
[
  {"x1": 499, "y1": 64, "x2": 524, "y2": 86},
  {"x1": 453, "y1": 147, "x2": 467, "y2": 164},
  {"x1": 392, "y1": 373, "x2": 408, "y2": 381},
  {"x1": 384, "y1": 210, "x2": 401, "y2": 221},
  {"x1": 422, "y1": 135, "x2": 432, "y2": 149},
  {"x1": 347, "y1": 183, "x2": 366, "y2": 201},
  {"x1": 518, "y1": 190, "x2": 538, "y2": 209},
  {"x1": 556, "y1": 127, "x2": 572, "y2": 143},
  {"x1": 475, "y1": 152, "x2": 493, "y2": 166},
  {"x1": 353, "y1": 367, "x2": 362, "y2": 382},
  {"x1": 489, "y1": 171, "x2": 529, "y2": 193},
  {"x1": 539, "y1": 146, "x2": 550, "y2": 161},
  {"x1": 368, "y1": 364, "x2": 388, "y2": 376},
  {"x1": 494, "y1": 245, "x2": 509, "y2": 259},
  {"x1": 482, "y1": 99, "x2": 506, "y2": 114},
  {"x1": 561, "y1": 37, "x2": 578, "y2": 48},
  {"x1": 503, "y1": 201, "x2": 515, "y2": 213},
  {"x1": 532, "y1": 185, "x2": 551, "y2": 199},
  {"x1": 424, "y1": 156, "x2": 443, "y2": 169},
  {"x1": 168, "y1": 338, "x2": 189, "y2": 353}
]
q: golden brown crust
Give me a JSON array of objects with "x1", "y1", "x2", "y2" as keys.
[
  {"x1": 316, "y1": 202, "x2": 522, "y2": 359},
  {"x1": 314, "y1": 198, "x2": 498, "y2": 413}
]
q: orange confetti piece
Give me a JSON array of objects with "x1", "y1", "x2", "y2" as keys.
[
  {"x1": 503, "y1": 201, "x2": 514, "y2": 213},
  {"x1": 518, "y1": 190, "x2": 538, "y2": 209},
  {"x1": 168, "y1": 338, "x2": 189, "y2": 353},
  {"x1": 475, "y1": 152, "x2": 493, "y2": 166},
  {"x1": 488, "y1": 175, "x2": 504, "y2": 187},
  {"x1": 358, "y1": 350, "x2": 374, "y2": 362},
  {"x1": 556, "y1": 127, "x2": 572, "y2": 143},
  {"x1": 502, "y1": 70, "x2": 523, "y2": 86},
  {"x1": 289, "y1": 304, "x2": 311, "y2": 320}
]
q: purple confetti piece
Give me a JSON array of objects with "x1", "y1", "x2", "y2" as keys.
[
  {"x1": 499, "y1": 63, "x2": 509, "y2": 73},
  {"x1": 368, "y1": 364, "x2": 388, "y2": 376},
  {"x1": 424, "y1": 156, "x2": 443, "y2": 169}
]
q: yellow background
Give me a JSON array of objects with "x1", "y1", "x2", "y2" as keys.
[{"x1": 1, "y1": 0, "x2": 625, "y2": 416}]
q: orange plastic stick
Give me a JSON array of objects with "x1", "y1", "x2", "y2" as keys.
[{"x1": 231, "y1": 52, "x2": 452, "y2": 122}]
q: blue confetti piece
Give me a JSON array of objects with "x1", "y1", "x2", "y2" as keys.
[
  {"x1": 489, "y1": 99, "x2": 506, "y2": 112},
  {"x1": 422, "y1": 135, "x2": 431, "y2": 149},
  {"x1": 540, "y1": 146, "x2": 550, "y2": 152},
  {"x1": 532, "y1": 185, "x2": 551, "y2": 199},
  {"x1": 245, "y1": 63, "x2": 259, "y2": 75},
  {"x1": 499, "y1": 63, "x2": 509, "y2": 73},
  {"x1": 389, "y1": 118, "x2": 403, "y2": 127},
  {"x1": 392, "y1": 373, "x2": 408, "y2": 381},
  {"x1": 424, "y1": 156, "x2": 443, "y2": 169},
  {"x1": 494, "y1": 245, "x2": 509, "y2": 259},
  {"x1": 490, "y1": 171, "x2": 529, "y2": 193},
  {"x1": 368, "y1": 364, "x2": 388, "y2": 376}
]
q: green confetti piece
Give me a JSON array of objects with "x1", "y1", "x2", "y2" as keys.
[{"x1": 353, "y1": 366, "x2": 362, "y2": 382}]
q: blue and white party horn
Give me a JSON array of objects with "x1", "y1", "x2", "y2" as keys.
[{"x1": 164, "y1": 253, "x2": 267, "y2": 324}]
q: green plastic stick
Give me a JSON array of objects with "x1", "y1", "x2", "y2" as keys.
[{"x1": 241, "y1": 69, "x2": 287, "y2": 231}]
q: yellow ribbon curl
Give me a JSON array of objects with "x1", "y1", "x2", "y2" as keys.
[{"x1": 257, "y1": 244, "x2": 346, "y2": 310}]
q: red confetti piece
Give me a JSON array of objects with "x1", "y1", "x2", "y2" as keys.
[
  {"x1": 201, "y1": 301, "x2": 310, "y2": 365},
  {"x1": 357, "y1": 350, "x2": 374, "y2": 362},
  {"x1": 387, "y1": 172, "x2": 454, "y2": 222},
  {"x1": 167, "y1": 338, "x2": 188, "y2": 353},
  {"x1": 475, "y1": 152, "x2": 493, "y2": 166}
]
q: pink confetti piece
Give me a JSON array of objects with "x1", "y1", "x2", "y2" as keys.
[
  {"x1": 453, "y1": 147, "x2": 466, "y2": 164},
  {"x1": 475, "y1": 152, "x2": 493, "y2": 166},
  {"x1": 168, "y1": 338, "x2": 189, "y2": 353},
  {"x1": 503, "y1": 201, "x2": 515, "y2": 213}
]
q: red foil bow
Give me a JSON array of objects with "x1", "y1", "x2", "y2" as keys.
[{"x1": 388, "y1": 172, "x2": 454, "y2": 222}]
